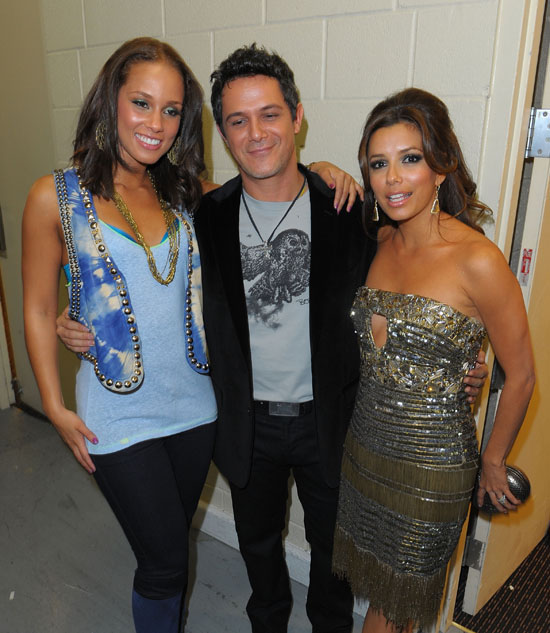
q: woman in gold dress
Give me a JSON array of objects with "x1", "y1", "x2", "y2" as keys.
[{"x1": 332, "y1": 88, "x2": 535, "y2": 633}]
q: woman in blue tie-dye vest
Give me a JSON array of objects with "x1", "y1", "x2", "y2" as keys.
[{"x1": 22, "y1": 37, "x2": 216, "y2": 633}]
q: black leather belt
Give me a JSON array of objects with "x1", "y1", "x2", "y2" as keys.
[{"x1": 254, "y1": 400, "x2": 314, "y2": 417}]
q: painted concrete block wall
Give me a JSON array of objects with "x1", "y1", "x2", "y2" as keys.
[{"x1": 38, "y1": 0, "x2": 508, "y2": 555}]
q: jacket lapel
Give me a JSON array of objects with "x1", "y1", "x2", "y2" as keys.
[
  {"x1": 307, "y1": 169, "x2": 337, "y2": 360},
  {"x1": 208, "y1": 177, "x2": 252, "y2": 366}
]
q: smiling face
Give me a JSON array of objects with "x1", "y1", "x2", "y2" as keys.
[
  {"x1": 219, "y1": 75, "x2": 304, "y2": 195},
  {"x1": 116, "y1": 60, "x2": 184, "y2": 169},
  {"x1": 367, "y1": 122, "x2": 445, "y2": 224}
]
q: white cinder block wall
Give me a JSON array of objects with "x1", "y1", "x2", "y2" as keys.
[{"x1": 38, "y1": 0, "x2": 520, "y2": 585}]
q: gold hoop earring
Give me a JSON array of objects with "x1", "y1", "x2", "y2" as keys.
[
  {"x1": 167, "y1": 136, "x2": 182, "y2": 166},
  {"x1": 95, "y1": 121, "x2": 106, "y2": 151},
  {"x1": 373, "y1": 199, "x2": 379, "y2": 222},
  {"x1": 430, "y1": 185, "x2": 440, "y2": 215}
]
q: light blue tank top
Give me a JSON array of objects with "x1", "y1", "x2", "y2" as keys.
[{"x1": 74, "y1": 220, "x2": 217, "y2": 455}]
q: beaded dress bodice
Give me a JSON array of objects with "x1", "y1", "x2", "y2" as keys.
[
  {"x1": 334, "y1": 287, "x2": 486, "y2": 630},
  {"x1": 349, "y1": 286, "x2": 486, "y2": 466}
]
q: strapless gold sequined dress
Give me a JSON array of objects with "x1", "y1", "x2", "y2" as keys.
[{"x1": 333, "y1": 287, "x2": 486, "y2": 630}]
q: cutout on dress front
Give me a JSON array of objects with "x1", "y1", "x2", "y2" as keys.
[{"x1": 370, "y1": 313, "x2": 387, "y2": 349}]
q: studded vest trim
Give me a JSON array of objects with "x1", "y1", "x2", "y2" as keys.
[{"x1": 53, "y1": 168, "x2": 209, "y2": 394}]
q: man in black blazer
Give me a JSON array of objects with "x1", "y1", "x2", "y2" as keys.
[
  {"x1": 198, "y1": 44, "x2": 487, "y2": 633},
  {"x1": 195, "y1": 58, "x2": 375, "y2": 633},
  {"x1": 195, "y1": 44, "x2": 374, "y2": 633}
]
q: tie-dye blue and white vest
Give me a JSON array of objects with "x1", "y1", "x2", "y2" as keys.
[{"x1": 53, "y1": 168, "x2": 209, "y2": 394}]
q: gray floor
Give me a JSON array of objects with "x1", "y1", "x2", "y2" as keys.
[{"x1": 1, "y1": 406, "x2": 363, "y2": 633}]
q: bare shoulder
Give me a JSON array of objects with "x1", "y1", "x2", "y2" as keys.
[
  {"x1": 438, "y1": 216, "x2": 503, "y2": 275},
  {"x1": 459, "y1": 231, "x2": 508, "y2": 281},
  {"x1": 440, "y1": 220, "x2": 519, "y2": 324},
  {"x1": 24, "y1": 174, "x2": 59, "y2": 221},
  {"x1": 449, "y1": 223, "x2": 520, "y2": 322},
  {"x1": 27, "y1": 174, "x2": 57, "y2": 201}
]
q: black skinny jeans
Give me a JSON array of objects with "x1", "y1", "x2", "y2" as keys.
[{"x1": 91, "y1": 422, "x2": 216, "y2": 599}]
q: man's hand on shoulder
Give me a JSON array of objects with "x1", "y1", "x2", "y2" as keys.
[
  {"x1": 57, "y1": 306, "x2": 94, "y2": 353},
  {"x1": 463, "y1": 349, "x2": 489, "y2": 404}
]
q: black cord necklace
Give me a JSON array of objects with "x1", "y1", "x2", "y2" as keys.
[{"x1": 241, "y1": 175, "x2": 307, "y2": 251}]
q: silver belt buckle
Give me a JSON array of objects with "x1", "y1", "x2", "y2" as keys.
[{"x1": 269, "y1": 401, "x2": 300, "y2": 416}]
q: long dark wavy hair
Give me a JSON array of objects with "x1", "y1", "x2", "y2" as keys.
[
  {"x1": 358, "y1": 87, "x2": 492, "y2": 235},
  {"x1": 72, "y1": 37, "x2": 205, "y2": 213}
]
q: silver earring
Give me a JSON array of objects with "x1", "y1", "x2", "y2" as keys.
[
  {"x1": 373, "y1": 199, "x2": 379, "y2": 222},
  {"x1": 167, "y1": 136, "x2": 182, "y2": 166},
  {"x1": 95, "y1": 121, "x2": 106, "y2": 151},
  {"x1": 430, "y1": 185, "x2": 440, "y2": 215}
]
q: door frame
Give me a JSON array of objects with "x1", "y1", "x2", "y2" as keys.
[{"x1": 438, "y1": 0, "x2": 548, "y2": 630}]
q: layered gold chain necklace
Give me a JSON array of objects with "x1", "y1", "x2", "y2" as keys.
[{"x1": 111, "y1": 173, "x2": 180, "y2": 285}]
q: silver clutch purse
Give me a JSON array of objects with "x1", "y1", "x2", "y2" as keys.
[{"x1": 473, "y1": 465, "x2": 531, "y2": 514}]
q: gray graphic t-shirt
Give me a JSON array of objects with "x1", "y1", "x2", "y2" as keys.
[{"x1": 239, "y1": 188, "x2": 313, "y2": 402}]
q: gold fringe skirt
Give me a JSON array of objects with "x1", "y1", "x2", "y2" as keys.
[
  {"x1": 333, "y1": 431, "x2": 478, "y2": 631},
  {"x1": 335, "y1": 287, "x2": 485, "y2": 630}
]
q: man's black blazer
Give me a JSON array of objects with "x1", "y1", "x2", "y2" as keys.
[{"x1": 195, "y1": 166, "x2": 375, "y2": 489}]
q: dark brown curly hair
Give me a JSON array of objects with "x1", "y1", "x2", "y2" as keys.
[{"x1": 358, "y1": 87, "x2": 492, "y2": 235}]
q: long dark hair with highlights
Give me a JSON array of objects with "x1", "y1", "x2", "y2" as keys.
[
  {"x1": 72, "y1": 37, "x2": 205, "y2": 213},
  {"x1": 358, "y1": 87, "x2": 491, "y2": 235}
]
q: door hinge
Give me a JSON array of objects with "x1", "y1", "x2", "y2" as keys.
[
  {"x1": 525, "y1": 107, "x2": 550, "y2": 158},
  {"x1": 464, "y1": 537, "x2": 486, "y2": 571}
]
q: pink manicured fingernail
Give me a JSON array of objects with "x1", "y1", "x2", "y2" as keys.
[{"x1": 92, "y1": 438, "x2": 99, "y2": 445}]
